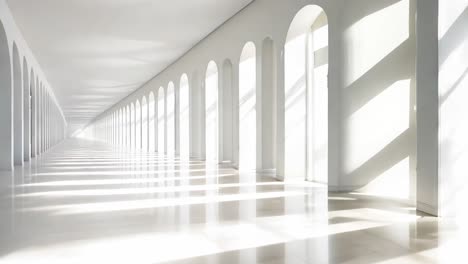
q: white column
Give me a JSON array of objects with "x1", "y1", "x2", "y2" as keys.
[
  {"x1": 199, "y1": 72, "x2": 206, "y2": 160},
  {"x1": 45, "y1": 95, "x2": 49, "y2": 150},
  {"x1": 37, "y1": 85, "x2": 42, "y2": 154},
  {"x1": 164, "y1": 88, "x2": 167, "y2": 154},
  {"x1": 261, "y1": 38, "x2": 277, "y2": 173},
  {"x1": 175, "y1": 80, "x2": 180, "y2": 156},
  {"x1": 31, "y1": 78, "x2": 37, "y2": 157},
  {"x1": 13, "y1": 49, "x2": 24, "y2": 165},
  {"x1": 275, "y1": 46, "x2": 285, "y2": 180},
  {"x1": 256, "y1": 42, "x2": 263, "y2": 171},
  {"x1": 231, "y1": 64, "x2": 239, "y2": 167},
  {"x1": 23, "y1": 66, "x2": 31, "y2": 161},
  {"x1": 221, "y1": 60, "x2": 233, "y2": 163},
  {"x1": 416, "y1": 0, "x2": 439, "y2": 216}
]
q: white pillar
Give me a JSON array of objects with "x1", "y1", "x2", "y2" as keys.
[
  {"x1": 261, "y1": 38, "x2": 277, "y2": 174},
  {"x1": 221, "y1": 60, "x2": 233, "y2": 163},
  {"x1": 200, "y1": 72, "x2": 206, "y2": 160},
  {"x1": 231, "y1": 63, "x2": 239, "y2": 167},
  {"x1": 416, "y1": 0, "x2": 439, "y2": 216},
  {"x1": 256, "y1": 42, "x2": 263, "y2": 171},
  {"x1": 23, "y1": 64, "x2": 31, "y2": 161},
  {"x1": 276, "y1": 45, "x2": 285, "y2": 180},
  {"x1": 37, "y1": 85, "x2": 42, "y2": 155},
  {"x1": 31, "y1": 77, "x2": 37, "y2": 157},
  {"x1": 164, "y1": 87, "x2": 167, "y2": 154},
  {"x1": 13, "y1": 45, "x2": 24, "y2": 166},
  {"x1": 41, "y1": 86, "x2": 45, "y2": 153},
  {"x1": 175, "y1": 80, "x2": 180, "y2": 156}
]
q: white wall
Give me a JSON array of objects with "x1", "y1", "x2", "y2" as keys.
[
  {"x1": 438, "y1": 0, "x2": 468, "y2": 218},
  {"x1": 0, "y1": 0, "x2": 67, "y2": 171},
  {"x1": 86, "y1": 0, "x2": 420, "y2": 206}
]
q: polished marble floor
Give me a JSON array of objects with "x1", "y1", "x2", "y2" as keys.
[{"x1": 0, "y1": 139, "x2": 466, "y2": 263}]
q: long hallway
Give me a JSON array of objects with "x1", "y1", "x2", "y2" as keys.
[{"x1": 0, "y1": 139, "x2": 462, "y2": 264}]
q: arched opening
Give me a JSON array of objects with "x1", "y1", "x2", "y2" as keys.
[
  {"x1": 114, "y1": 110, "x2": 118, "y2": 145},
  {"x1": 23, "y1": 58, "x2": 30, "y2": 161},
  {"x1": 179, "y1": 74, "x2": 190, "y2": 160},
  {"x1": 148, "y1": 92, "x2": 156, "y2": 152},
  {"x1": 0, "y1": 20, "x2": 12, "y2": 170},
  {"x1": 13, "y1": 44, "x2": 23, "y2": 165},
  {"x1": 205, "y1": 61, "x2": 219, "y2": 163},
  {"x1": 167, "y1": 82, "x2": 175, "y2": 157},
  {"x1": 142, "y1": 96, "x2": 148, "y2": 152},
  {"x1": 284, "y1": 6, "x2": 328, "y2": 182},
  {"x1": 130, "y1": 103, "x2": 135, "y2": 150},
  {"x1": 239, "y1": 42, "x2": 257, "y2": 171},
  {"x1": 158, "y1": 87, "x2": 165, "y2": 154},
  {"x1": 135, "y1": 100, "x2": 141, "y2": 150}
]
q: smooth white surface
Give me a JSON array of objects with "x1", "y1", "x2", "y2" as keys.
[
  {"x1": 0, "y1": 139, "x2": 463, "y2": 264},
  {"x1": 438, "y1": 0, "x2": 468, "y2": 218},
  {"x1": 84, "y1": 0, "x2": 417, "y2": 199},
  {"x1": 0, "y1": 0, "x2": 67, "y2": 170},
  {"x1": 6, "y1": 0, "x2": 254, "y2": 134}
]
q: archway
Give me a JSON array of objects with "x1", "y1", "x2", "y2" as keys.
[
  {"x1": 148, "y1": 92, "x2": 155, "y2": 152},
  {"x1": 239, "y1": 42, "x2": 257, "y2": 171},
  {"x1": 205, "y1": 61, "x2": 219, "y2": 162},
  {"x1": 179, "y1": 74, "x2": 190, "y2": 160},
  {"x1": 158, "y1": 87, "x2": 165, "y2": 154},
  {"x1": 142, "y1": 96, "x2": 148, "y2": 151},
  {"x1": 0, "y1": 20, "x2": 12, "y2": 170},
  {"x1": 167, "y1": 82, "x2": 175, "y2": 157},
  {"x1": 284, "y1": 6, "x2": 328, "y2": 182}
]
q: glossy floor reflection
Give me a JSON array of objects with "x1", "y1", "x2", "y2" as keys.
[{"x1": 0, "y1": 139, "x2": 464, "y2": 263}]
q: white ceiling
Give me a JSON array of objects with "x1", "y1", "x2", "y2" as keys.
[{"x1": 7, "y1": 0, "x2": 253, "y2": 133}]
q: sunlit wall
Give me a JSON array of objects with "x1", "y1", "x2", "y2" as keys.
[
  {"x1": 438, "y1": 0, "x2": 468, "y2": 218},
  {"x1": 342, "y1": 0, "x2": 416, "y2": 200}
]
